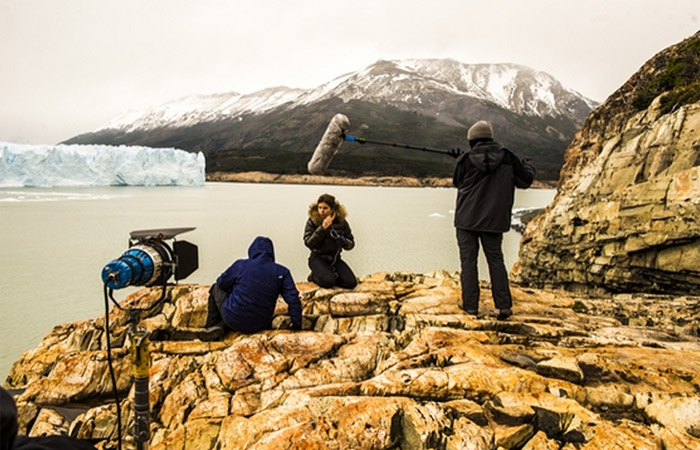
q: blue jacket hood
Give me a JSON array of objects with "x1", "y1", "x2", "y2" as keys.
[{"x1": 248, "y1": 236, "x2": 275, "y2": 261}]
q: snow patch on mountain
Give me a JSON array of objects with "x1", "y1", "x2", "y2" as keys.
[
  {"x1": 105, "y1": 88, "x2": 306, "y2": 133},
  {"x1": 0, "y1": 142, "x2": 205, "y2": 187}
]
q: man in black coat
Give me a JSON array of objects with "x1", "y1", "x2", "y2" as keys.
[{"x1": 452, "y1": 120, "x2": 536, "y2": 319}]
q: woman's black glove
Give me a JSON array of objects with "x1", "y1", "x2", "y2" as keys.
[{"x1": 330, "y1": 229, "x2": 348, "y2": 247}]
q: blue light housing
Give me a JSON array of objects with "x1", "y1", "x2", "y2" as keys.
[{"x1": 101, "y1": 245, "x2": 162, "y2": 289}]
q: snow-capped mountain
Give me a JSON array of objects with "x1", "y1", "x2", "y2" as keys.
[
  {"x1": 301, "y1": 59, "x2": 596, "y2": 119},
  {"x1": 100, "y1": 59, "x2": 596, "y2": 134},
  {"x1": 66, "y1": 58, "x2": 598, "y2": 181}
]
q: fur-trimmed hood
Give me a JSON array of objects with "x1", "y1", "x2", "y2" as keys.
[{"x1": 307, "y1": 200, "x2": 349, "y2": 225}]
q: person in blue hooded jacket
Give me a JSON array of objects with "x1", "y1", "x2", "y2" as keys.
[{"x1": 201, "y1": 236, "x2": 302, "y2": 340}]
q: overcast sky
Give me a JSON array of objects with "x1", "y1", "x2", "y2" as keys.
[{"x1": 1, "y1": 0, "x2": 698, "y2": 145}]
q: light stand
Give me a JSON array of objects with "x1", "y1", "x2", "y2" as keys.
[
  {"x1": 101, "y1": 228, "x2": 198, "y2": 450},
  {"x1": 129, "y1": 311, "x2": 151, "y2": 450}
]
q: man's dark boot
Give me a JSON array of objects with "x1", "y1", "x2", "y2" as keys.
[
  {"x1": 461, "y1": 307, "x2": 478, "y2": 316},
  {"x1": 497, "y1": 309, "x2": 512, "y2": 320},
  {"x1": 198, "y1": 322, "x2": 225, "y2": 342}
]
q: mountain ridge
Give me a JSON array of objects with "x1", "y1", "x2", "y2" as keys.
[{"x1": 100, "y1": 59, "x2": 596, "y2": 133}]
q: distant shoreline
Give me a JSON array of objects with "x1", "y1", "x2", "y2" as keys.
[{"x1": 207, "y1": 171, "x2": 556, "y2": 189}]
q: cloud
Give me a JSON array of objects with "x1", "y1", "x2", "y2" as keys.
[{"x1": 1, "y1": 0, "x2": 698, "y2": 144}]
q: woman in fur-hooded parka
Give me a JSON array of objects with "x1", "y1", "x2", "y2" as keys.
[{"x1": 304, "y1": 193, "x2": 357, "y2": 289}]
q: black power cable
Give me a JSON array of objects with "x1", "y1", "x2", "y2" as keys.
[{"x1": 103, "y1": 280, "x2": 123, "y2": 450}]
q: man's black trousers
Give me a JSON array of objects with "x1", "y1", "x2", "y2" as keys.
[{"x1": 456, "y1": 228, "x2": 513, "y2": 312}]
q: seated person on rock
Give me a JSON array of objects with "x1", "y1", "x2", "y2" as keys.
[
  {"x1": 303, "y1": 193, "x2": 358, "y2": 289},
  {"x1": 201, "y1": 236, "x2": 302, "y2": 340}
]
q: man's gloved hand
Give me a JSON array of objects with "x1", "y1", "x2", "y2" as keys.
[
  {"x1": 448, "y1": 148, "x2": 463, "y2": 158},
  {"x1": 522, "y1": 158, "x2": 535, "y2": 170}
]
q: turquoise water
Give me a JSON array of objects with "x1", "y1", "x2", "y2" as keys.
[{"x1": 0, "y1": 182, "x2": 554, "y2": 379}]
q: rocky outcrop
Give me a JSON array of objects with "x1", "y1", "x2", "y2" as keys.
[
  {"x1": 513, "y1": 31, "x2": 700, "y2": 295},
  {"x1": 4, "y1": 272, "x2": 700, "y2": 449}
]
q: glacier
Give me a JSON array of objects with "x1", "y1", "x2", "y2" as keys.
[{"x1": 0, "y1": 142, "x2": 205, "y2": 187}]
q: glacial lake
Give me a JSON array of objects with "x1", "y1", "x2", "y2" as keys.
[{"x1": 0, "y1": 182, "x2": 555, "y2": 378}]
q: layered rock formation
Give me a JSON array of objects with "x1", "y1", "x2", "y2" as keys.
[
  {"x1": 512, "y1": 31, "x2": 700, "y2": 295},
  {"x1": 4, "y1": 273, "x2": 700, "y2": 449}
]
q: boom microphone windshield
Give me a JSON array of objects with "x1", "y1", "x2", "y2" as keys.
[
  {"x1": 307, "y1": 113, "x2": 350, "y2": 175},
  {"x1": 307, "y1": 113, "x2": 456, "y2": 174}
]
